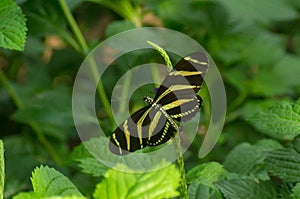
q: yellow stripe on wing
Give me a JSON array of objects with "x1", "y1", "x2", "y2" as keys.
[
  {"x1": 162, "y1": 98, "x2": 195, "y2": 110},
  {"x1": 155, "y1": 85, "x2": 200, "y2": 102},
  {"x1": 136, "y1": 107, "x2": 152, "y2": 148},
  {"x1": 123, "y1": 120, "x2": 131, "y2": 151},
  {"x1": 169, "y1": 70, "x2": 202, "y2": 76},
  {"x1": 148, "y1": 111, "x2": 162, "y2": 140},
  {"x1": 184, "y1": 56, "x2": 208, "y2": 65}
]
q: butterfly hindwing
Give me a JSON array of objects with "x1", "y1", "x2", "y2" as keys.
[
  {"x1": 109, "y1": 106, "x2": 151, "y2": 155},
  {"x1": 109, "y1": 105, "x2": 177, "y2": 155}
]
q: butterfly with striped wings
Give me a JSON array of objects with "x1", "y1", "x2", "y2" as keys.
[{"x1": 109, "y1": 52, "x2": 208, "y2": 155}]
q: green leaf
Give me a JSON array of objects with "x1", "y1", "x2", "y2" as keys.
[
  {"x1": 77, "y1": 157, "x2": 109, "y2": 177},
  {"x1": 82, "y1": 137, "x2": 177, "y2": 171},
  {"x1": 13, "y1": 87, "x2": 73, "y2": 139},
  {"x1": 215, "y1": 0, "x2": 297, "y2": 25},
  {"x1": 223, "y1": 140, "x2": 283, "y2": 180},
  {"x1": 93, "y1": 164, "x2": 181, "y2": 199},
  {"x1": 248, "y1": 101, "x2": 300, "y2": 140},
  {"x1": 291, "y1": 183, "x2": 300, "y2": 199},
  {"x1": 44, "y1": 196, "x2": 87, "y2": 199},
  {"x1": 293, "y1": 136, "x2": 300, "y2": 154},
  {"x1": 13, "y1": 193, "x2": 87, "y2": 199},
  {"x1": 273, "y1": 55, "x2": 300, "y2": 89},
  {"x1": 188, "y1": 182, "x2": 222, "y2": 199},
  {"x1": 3, "y1": 135, "x2": 47, "y2": 198},
  {"x1": 12, "y1": 192, "x2": 39, "y2": 199},
  {"x1": 0, "y1": 0, "x2": 27, "y2": 50},
  {"x1": 241, "y1": 99, "x2": 286, "y2": 120},
  {"x1": 186, "y1": 163, "x2": 225, "y2": 199},
  {"x1": 186, "y1": 162, "x2": 226, "y2": 184},
  {"x1": 0, "y1": 140, "x2": 4, "y2": 199},
  {"x1": 88, "y1": 0, "x2": 141, "y2": 26},
  {"x1": 265, "y1": 148, "x2": 300, "y2": 183},
  {"x1": 22, "y1": 0, "x2": 66, "y2": 35},
  {"x1": 70, "y1": 140, "x2": 109, "y2": 177},
  {"x1": 216, "y1": 178, "x2": 278, "y2": 199},
  {"x1": 105, "y1": 20, "x2": 135, "y2": 38},
  {"x1": 31, "y1": 165, "x2": 83, "y2": 197}
]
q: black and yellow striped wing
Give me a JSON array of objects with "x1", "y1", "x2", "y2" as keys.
[
  {"x1": 109, "y1": 52, "x2": 208, "y2": 155},
  {"x1": 153, "y1": 52, "x2": 208, "y2": 122},
  {"x1": 109, "y1": 105, "x2": 177, "y2": 155}
]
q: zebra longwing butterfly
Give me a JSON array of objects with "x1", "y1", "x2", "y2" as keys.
[{"x1": 109, "y1": 52, "x2": 208, "y2": 155}]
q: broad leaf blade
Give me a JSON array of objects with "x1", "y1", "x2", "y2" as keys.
[
  {"x1": 93, "y1": 164, "x2": 181, "y2": 199},
  {"x1": 265, "y1": 148, "x2": 300, "y2": 183},
  {"x1": 186, "y1": 162, "x2": 226, "y2": 184},
  {"x1": 12, "y1": 192, "x2": 39, "y2": 199},
  {"x1": 188, "y1": 182, "x2": 222, "y2": 199},
  {"x1": 223, "y1": 140, "x2": 283, "y2": 180},
  {"x1": 291, "y1": 183, "x2": 300, "y2": 199},
  {"x1": 248, "y1": 101, "x2": 300, "y2": 140},
  {"x1": 0, "y1": 0, "x2": 27, "y2": 50},
  {"x1": 77, "y1": 158, "x2": 109, "y2": 177},
  {"x1": 69, "y1": 143, "x2": 109, "y2": 177},
  {"x1": 31, "y1": 165, "x2": 83, "y2": 197},
  {"x1": 216, "y1": 178, "x2": 277, "y2": 199}
]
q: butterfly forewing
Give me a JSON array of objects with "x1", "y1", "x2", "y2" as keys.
[
  {"x1": 109, "y1": 52, "x2": 208, "y2": 155},
  {"x1": 154, "y1": 52, "x2": 208, "y2": 121}
]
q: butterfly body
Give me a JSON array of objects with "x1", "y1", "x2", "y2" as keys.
[{"x1": 109, "y1": 52, "x2": 208, "y2": 155}]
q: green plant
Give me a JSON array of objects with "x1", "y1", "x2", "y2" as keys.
[{"x1": 1, "y1": 0, "x2": 300, "y2": 198}]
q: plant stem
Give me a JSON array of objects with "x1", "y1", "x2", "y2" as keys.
[
  {"x1": 0, "y1": 69, "x2": 62, "y2": 164},
  {"x1": 175, "y1": 132, "x2": 188, "y2": 199},
  {"x1": 0, "y1": 140, "x2": 4, "y2": 199},
  {"x1": 148, "y1": 42, "x2": 188, "y2": 197},
  {"x1": 58, "y1": 0, "x2": 114, "y2": 125},
  {"x1": 0, "y1": 70, "x2": 22, "y2": 108}
]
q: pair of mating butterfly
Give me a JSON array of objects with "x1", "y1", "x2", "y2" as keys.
[{"x1": 109, "y1": 52, "x2": 208, "y2": 155}]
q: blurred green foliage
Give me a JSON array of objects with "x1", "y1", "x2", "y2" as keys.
[{"x1": 0, "y1": 0, "x2": 300, "y2": 198}]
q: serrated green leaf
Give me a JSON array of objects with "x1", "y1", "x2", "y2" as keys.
[
  {"x1": 0, "y1": 140, "x2": 4, "y2": 199},
  {"x1": 241, "y1": 99, "x2": 285, "y2": 120},
  {"x1": 186, "y1": 162, "x2": 226, "y2": 184},
  {"x1": 4, "y1": 135, "x2": 47, "y2": 198},
  {"x1": 248, "y1": 101, "x2": 300, "y2": 140},
  {"x1": 69, "y1": 143, "x2": 93, "y2": 161},
  {"x1": 93, "y1": 164, "x2": 180, "y2": 199},
  {"x1": 216, "y1": 178, "x2": 277, "y2": 199},
  {"x1": 215, "y1": 0, "x2": 297, "y2": 25},
  {"x1": 0, "y1": 0, "x2": 27, "y2": 50},
  {"x1": 188, "y1": 181, "x2": 222, "y2": 199},
  {"x1": 291, "y1": 183, "x2": 300, "y2": 199},
  {"x1": 223, "y1": 140, "x2": 283, "y2": 180},
  {"x1": 265, "y1": 148, "x2": 300, "y2": 183},
  {"x1": 31, "y1": 165, "x2": 82, "y2": 197}
]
